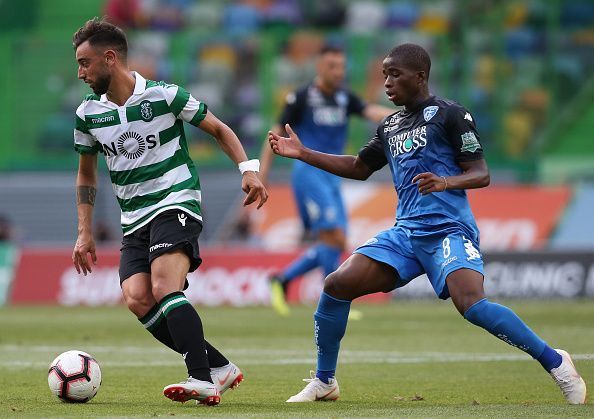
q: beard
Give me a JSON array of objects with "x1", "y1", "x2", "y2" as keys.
[{"x1": 91, "y1": 74, "x2": 111, "y2": 95}]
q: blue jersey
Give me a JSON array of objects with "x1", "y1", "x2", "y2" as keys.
[
  {"x1": 358, "y1": 96, "x2": 484, "y2": 238},
  {"x1": 279, "y1": 83, "x2": 367, "y2": 156}
]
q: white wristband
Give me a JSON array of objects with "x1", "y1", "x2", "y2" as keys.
[{"x1": 238, "y1": 159, "x2": 260, "y2": 174}]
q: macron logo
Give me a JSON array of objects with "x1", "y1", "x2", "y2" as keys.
[
  {"x1": 178, "y1": 213, "x2": 187, "y2": 227},
  {"x1": 149, "y1": 242, "x2": 172, "y2": 252},
  {"x1": 91, "y1": 115, "x2": 115, "y2": 124}
]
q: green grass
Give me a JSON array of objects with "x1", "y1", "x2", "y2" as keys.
[{"x1": 1, "y1": 300, "x2": 593, "y2": 417}]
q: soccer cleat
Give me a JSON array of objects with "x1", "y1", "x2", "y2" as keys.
[
  {"x1": 270, "y1": 276, "x2": 291, "y2": 317},
  {"x1": 286, "y1": 371, "x2": 339, "y2": 402},
  {"x1": 163, "y1": 377, "x2": 221, "y2": 406},
  {"x1": 549, "y1": 349, "x2": 587, "y2": 405},
  {"x1": 211, "y1": 362, "x2": 244, "y2": 394}
]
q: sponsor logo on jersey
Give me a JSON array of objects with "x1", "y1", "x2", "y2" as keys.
[
  {"x1": 388, "y1": 114, "x2": 401, "y2": 125},
  {"x1": 149, "y1": 242, "x2": 172, "y2": 252},
  {"x1": 308, "y1": 87, "x2": 325, "y2": 107},
  {"x1": 363, "y1": 237, "x2": 379, "y2": 246},
  {"x1": 91, "y1": 115, "x2": 115, "y2": 124},
  {"x1": 423, "y1": 106, "x2": 438, "y2": 121},
  {"x1": 178, "y1": 213, "x2": 187, "y2": 226},
  {"x1": 388, "y1": 126, "x2": 428, "y2": 157},
  {"x1": 140, "y1": 100, "x2": 154, "y2": 122},
  {"x1": 117, "y1": 131, "x2": 146, "y2": 159},
  {"x1": 313, "y1": 106, "x2": 346, "y2": 126},
  {"x1": 460, "y1": 131, "x2": 481, "y2": 153},
  {"x1": 383, "y1": 115, "x2": 402, "y2": 133},
  {"x1": 100, "y1": 133, "x2": 157, "y2": 157},
  {"x1": 464, "y1": 112, "x2": 473, "y2": 122}
]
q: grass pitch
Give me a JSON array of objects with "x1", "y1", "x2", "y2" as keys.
[{"x1": 1, "y1": 300, "x2": 593, "y2": 417}]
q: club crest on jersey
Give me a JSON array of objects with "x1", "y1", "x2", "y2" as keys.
[
  {"x1": 140, "y1": 100, "x2": 154, "y2": 122},
  {"x1": 423, "y1": 106, "x2": 438, "y2": 121},
  {"x1": 335, "y1": 91, "x2": 348, "y2": 106},
  {"x1": 460, "y1": 131, "x2": 481, "y2": 153}
]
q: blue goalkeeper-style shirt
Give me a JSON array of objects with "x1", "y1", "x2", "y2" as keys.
[{"x1": 358, "y1": 95, "x2": 484, "y2": 238}]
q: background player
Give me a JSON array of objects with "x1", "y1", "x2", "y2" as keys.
[
  {"x1": 71, "y1": 17, "x2": 267, "y2": 406},
  {"x1": 268, "y1": 43, "x2": 586, "y2": 404},
  {"x1": 260, "y1": 44, "x2": 392, "y2": 316}
]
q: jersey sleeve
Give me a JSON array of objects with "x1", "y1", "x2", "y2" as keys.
[
  {"x1": 278, "y1": 89, "x2": 305, "y2": 127},
  {"x1": 445, "y1": 104, "x2": 484, "y2": 162},
  {"x1": 346, "y1": 91, "x2": 367, "y2": 116},
  {"x1": 357, "y1": 126, "x2": 388, "y2": 171},
  {"x1": 73, "y1": 103, "x2": 100, "y2": 155},
  {"x1": 164, "y1": 84, "x2": 208, "y2": 127}
]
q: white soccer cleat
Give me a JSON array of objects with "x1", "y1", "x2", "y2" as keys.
[
  {"x1": 549, "y1": 349, "x2": 587, "y2": 405},
  {"x1": 286, "y1": 371, "x2": 339, "y2": 402},
  {"x1": 163, "y1": 377, "x2": 220, "y2": 406},
  {"x1": 211, "y1": 362, "x2": 244, "y2": 394}
]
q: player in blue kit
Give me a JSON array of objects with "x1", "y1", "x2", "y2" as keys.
[
  {"x1": 268, "y1": 43, "x2": 586, "y2": 404},
  {"x1": 260, "y1": 45, "x2": 392, "y2": 316}
]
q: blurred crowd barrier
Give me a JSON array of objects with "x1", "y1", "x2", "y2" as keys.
[
  {"x1": 1, "y1": 0, "x2": 594, "y2": 182},
  {"x1": 2, "y1": 180, "x2": 594, "y2": 306},
  {"x1": 3, "y1": 246, "x2": 594, "y2": 306}
]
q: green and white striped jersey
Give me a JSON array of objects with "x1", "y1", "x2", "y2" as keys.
[{"x1": 74, "y1": 72, "x2": 207, "y2": 235}]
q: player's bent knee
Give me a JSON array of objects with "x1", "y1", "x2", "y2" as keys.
[
  {"x1": 151, "y1": 277, "x2": 183, "y2": 302},
  {"x1": 123, "y1": 293, "x2": 153, "y2": 317},
  {"x1": 451, "y1": 292, "x2": 485, "y2": 316},
  {"x1": 323, "y1": 271, "x2": 355, "y2": 300}
]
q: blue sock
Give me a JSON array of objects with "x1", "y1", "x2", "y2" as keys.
[
  {"x1": 282, "y1": 245, "x2": 323, "y2": 281},
  {"x1": 537, "y1": 345, "x2": 563, "y2": 371},
  {"x1": 464, "y1": 298, "x2": 562, "y2": 371},
  {"x1": 314, "y1": 292, "x2": 351, "y2": 384},
  {"x1": 316, "y1": 244, "x2": 342, "y2": 277}
]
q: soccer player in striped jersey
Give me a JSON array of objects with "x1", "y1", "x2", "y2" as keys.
[
  {"x1": 71, "y1": 17, "x2": 267, "y2": 406},
  {"x1": 269, "y1": 43, "x2": 586, "y2": 404}
]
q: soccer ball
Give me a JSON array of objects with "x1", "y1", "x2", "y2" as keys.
[{"x1": 48, "y1": 350, "x2": 102, "y2": 403}]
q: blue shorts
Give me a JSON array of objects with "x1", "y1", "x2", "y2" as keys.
[
  {"x1": 354, "y1": 224, "x2": 484, "y2": 299},
  {"x1": 291, "y1": 165, "x2": 347, "y2": 234}
]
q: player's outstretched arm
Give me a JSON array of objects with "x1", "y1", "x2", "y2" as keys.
[
  {"x1": 73, "y1": 153, "x2": 98, "y2": 275},
  {"x1": 268, "y1": 124, "x2": 374, "y2": 181},
  {"x1": 199, "y1": 111, "x2": 268, "y2": 209},
  {"x1": 258, "y1": 124, "x2": 284, "y2": 186},
  {"x1": 412, "y1": 159, "x2": 490, "y2": 195}
]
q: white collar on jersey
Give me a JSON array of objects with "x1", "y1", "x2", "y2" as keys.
[{"x1": 99, "y1": 71, "x2": 146, "y2": 103}]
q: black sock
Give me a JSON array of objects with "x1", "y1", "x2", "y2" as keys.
[
  {"x1": 159, "y1": 292, "x2": 211, "y2": 382},
  {"x1": 139, "y1": 303, "x2": 229, "y2": 368},
  {"x1": 139, "y1": 303, "x2": 178, "y2": 352},
  {"x1": 205, "y1": 341, "x2": 229, "y2": 368}
]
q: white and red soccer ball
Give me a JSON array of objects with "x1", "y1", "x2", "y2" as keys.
[{"x1": 48, "y1": 350, "x2": 102, "y2": 403}]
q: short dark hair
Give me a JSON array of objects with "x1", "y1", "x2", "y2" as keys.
[
  {"x1": 72, "y1": 17, "x2": 128, "y2": 58},
  {"x1": 387, "y1": 43, "x2": 431, "y2": 78},
  {"x1": 320, "y1": 44, "x2": 344, "y2": 56}
]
